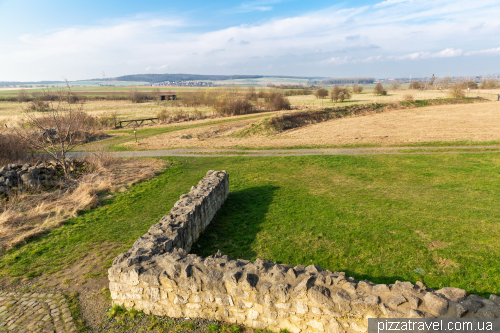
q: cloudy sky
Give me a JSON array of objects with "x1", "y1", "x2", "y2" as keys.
[{"x1": 1, "y1": 0, "x2": 499, "y2": 81}]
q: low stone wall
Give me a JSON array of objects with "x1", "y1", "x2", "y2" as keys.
[{"x1": 109, "y1": 170, "x2": 500, "y2": 333}]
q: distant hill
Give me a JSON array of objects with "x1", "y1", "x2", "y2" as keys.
[
  {"x1": 114, "y1": 74, "x2": 326, "y2": 83},
  {"x1": 320, "y1": 77, "x2": 375, "y2": 85}
]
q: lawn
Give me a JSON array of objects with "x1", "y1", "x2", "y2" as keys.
[{"x1": 1, "y1": 154, "x2": 499, "y2": 298}]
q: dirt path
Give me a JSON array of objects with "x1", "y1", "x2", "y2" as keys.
[{"x1": 69, "y1": 145, "x2": 500, "y2": 158}]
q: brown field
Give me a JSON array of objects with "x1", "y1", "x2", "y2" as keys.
[
  {"x1": 1, "y1": 88, "x2": 498, "y2": 126},
  {"x1": 130, "y1": 101, "x2": 500, "y2": 149},
  {"x1": 287, "y1": 88, "x2": 499, "y2": 108},
  {"x1": 0, "y1": 100, "x2": 216, "y2": 126}
]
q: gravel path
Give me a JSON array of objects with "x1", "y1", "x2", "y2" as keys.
[{"x1": 69, "y1": 145, "x2": 500, "y2": 158}]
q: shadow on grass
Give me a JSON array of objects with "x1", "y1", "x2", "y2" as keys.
[{"x1": 191, "y1": 185, "x2": 279, "y2": 260}]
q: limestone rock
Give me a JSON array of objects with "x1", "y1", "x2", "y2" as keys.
[{"x1": 423, "y1": 293, "x2": 448, "y2": 316}]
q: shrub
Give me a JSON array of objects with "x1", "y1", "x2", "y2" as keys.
[
  {"x1": 373, "y1": 83, "x2": 387, "y2": 95},
  {"x1": 283, "y1": 88, "x2": 312, "y2": 97},
  {"x1": 390, "y1": 81, "x2": 401, "y2": 90},
  {"x1": 215, "y1": 99, "x2": 254, "y2": 115},
  {"x1": 191, "y1": 109, "x2": 203, "y2": 120},
  {"x1": 172, "y1": 109, "x2": 187, "y2": 121},
  {"x1": 96, "y1": 112, "x2": 118, "y2": 128},
  {"x1": 449, "y1": 84, "x2": 465, "y2": 98},
  {"x1": 267, "y1": 93, "x2": 291, "y2": 111},
  {"x1": 157, "y1": 109, "x2": 169, "y2": 123},
  {"x1": 314, "y1": 88, "x2": 329, "y2": 99},
  {"x1": 409, "y1": 81, "x2": 424, "y2": 90},
  {"x1": 481, "y1": 79, "x2": 499, "y2": 89},
  {"x1": 352, "y1": 84, "x2": 363, "y2": 93},
  {"x1": 27, "y1": 98, "x2": 50, "y2": 112},
  {"x1": 0, "y1": 130, "x2": 33, "y2": 165},
  {"x1": 128, "y1": 86, "x2": 147, "y2": 103},
  {"x1": 402, "y1": 94, "x2": 414, "y2": 102},
  {"x1": 17, "y1": 89, "x2": 29, "y2": 102},
  {"x1": 338, "y1": 87, "x2": 352, "y2": 102},
  {"x1": 330, "y1": 85, "x2": 341, "y2": 102},
  {"x1": 460, "y1": 81, "x2": 478, "y2": 89}
]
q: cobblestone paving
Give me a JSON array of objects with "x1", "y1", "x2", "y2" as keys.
[{"x1": 0, "y1": 291, "x2": 76, "y2": 332}]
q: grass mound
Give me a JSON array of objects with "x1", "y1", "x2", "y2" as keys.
[{"x1": 233, "y1": 97, "x2": 488, "y2": 137}]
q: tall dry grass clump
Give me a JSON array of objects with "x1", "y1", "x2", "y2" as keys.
[
  {"x1": 402, "y1": 94, "x2": 415, "y2": 102},
  {"x1": 0, "y1": 152, "x2": 168, "y2": 252},
  {"x1": 0, "y1": 129, "x2": 33, "y2": 165}
]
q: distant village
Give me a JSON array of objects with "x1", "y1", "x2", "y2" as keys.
[{"x1": 150, "y1": 81, "x2": 214, "y2": 87}]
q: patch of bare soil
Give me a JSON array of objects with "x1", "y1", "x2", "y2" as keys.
[
  {"x1": 0, "y1": 156, "x2": 168, "y2": 252},
  {"x1": 135, "y1": 101, "x2": 500, "y2": 149}
]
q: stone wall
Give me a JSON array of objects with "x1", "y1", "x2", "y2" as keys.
[{"x1": 109, "y1": 170, "x2": 500, "y2": 333}]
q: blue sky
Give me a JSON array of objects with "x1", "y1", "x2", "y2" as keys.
[{"x1": 1, "y1": 0, "x2": 499, "y2": 81}]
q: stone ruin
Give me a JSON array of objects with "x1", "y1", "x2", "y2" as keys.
[{"x1": 108, "y1": 170, "x2": 500, "y2": 333}]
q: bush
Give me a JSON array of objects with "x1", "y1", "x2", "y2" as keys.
[
  {"x1": 481, "y1": 79, "x2": 499, "y2": 89},
  {"x1": 17, "y1": 89, "x2": 29, "y2": 103},
  {"x1": 128, "y1": 87, "x2": 147, "y2": 103},
  {"x1": 409, "y1": 81, "x2": 423, "y2": 90},
  {"x1": 267, "y1": 93, "x2": 291, "y2": 111},
  {"x1": 338, "y1": 87, "x2": 352, "y2": 102},
  {"x1": 390, "y1": 81, "x2": 401, "y2": 90},
  {"x1": 449, "y1": 84, "x2": 465, "y2": 98},
  {"x1": 330, "y1": 85, "x2": 341, "y2": 102},
  {"x1": 27, "y1": 98, "x2": 50, "y2": 112},
  {"x1": 96, "y1": 112, "x2": 118, "y2": 128},
  {"x1": 373, "y1": 83, "x2": 387, "y2": 95},
  {"x1": 0, "y1": 130, "x2": 33, "y2": 165},
  {"x1": 314, "y1": 88, "x2": 328, "y2": 99},
  {"x1": 283, "y1": 88, "x2": 312, "y2": 97},
  {"x1": 157, "y1": 109, "x2": 169, "y2": 123},
  {"x1": 461, "y1": 81, "x2": 478, "y2": 89},
  {"x1": 352, "y1": 84, "x2": 363, "y2": 93}
]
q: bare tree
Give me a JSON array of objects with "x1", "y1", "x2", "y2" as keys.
[
  {"x1": 390, "y1": 81, "x2": 401, "y2": 90},
  {"x1": 15, "y1": 81, "x2": 92, "y2": 177}
]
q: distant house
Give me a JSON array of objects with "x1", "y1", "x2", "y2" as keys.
[{"x1": 159, "y1": 94, "x2": 177, "y2": 101}]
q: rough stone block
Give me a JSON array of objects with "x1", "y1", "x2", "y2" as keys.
[{"x1": 423, "y1": 293, "x2": 448, "y2": 316}]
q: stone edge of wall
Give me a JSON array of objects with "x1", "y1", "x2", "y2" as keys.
[{"x1": 108, "y1": 170, "x2": 500, "y2": 333}]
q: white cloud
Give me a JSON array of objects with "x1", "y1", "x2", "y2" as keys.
[
  {"x1": 465, "y1": 47, "x2": 500, "y2": 56},
  {"x1": 321, "y1": 56, "x2": 352, "y2": 65},
  {"x1": 232, "y1": 0, "x2": 281, "y2": 13},
  {"x1": 374, "y1": 0, "x2": 412, "y2": 8},
  {"x1": 1, "y1": 0, "x2": 499, "y2": 80},
  {"x1": 394, "y1": 48, "x2": 463, "y2": 60}
]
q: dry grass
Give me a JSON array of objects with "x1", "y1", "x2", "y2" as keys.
[
  {"x1": 0, "y1": 154, "x2": 168, "y2": 252},
  {"x1": 287, "y1": 88, "x2": 498, "y2": 107},
  {"x1": 134, "y1": 101, "x2": 500, "y2": 149},
  {"x1": 0, "y1": 100, "x2": 217, "y2": 127},
  {"x1": 2, "y1": 88, "x2": 498, "y2": 127}
]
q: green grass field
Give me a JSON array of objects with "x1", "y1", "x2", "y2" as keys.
[{"x1": 1, "y1": 154, "x2": 499, "y2": 298}]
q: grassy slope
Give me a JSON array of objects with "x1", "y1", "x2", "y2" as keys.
[{"x1": 1, "y1": 154, "x2": 499, "y2": 298}]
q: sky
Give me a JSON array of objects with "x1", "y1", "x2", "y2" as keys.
[{"x1": 1, "y1": 0, "x2": 499, "y2": 81}]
